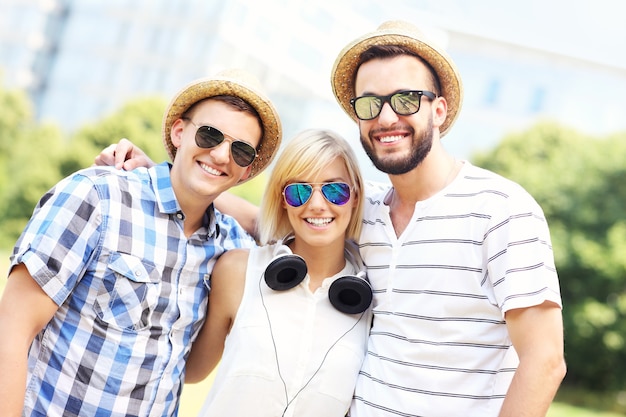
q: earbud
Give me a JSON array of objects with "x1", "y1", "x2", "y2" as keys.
[{"x1": 263, "y1": 237, "x2": 372, "y2": 314}]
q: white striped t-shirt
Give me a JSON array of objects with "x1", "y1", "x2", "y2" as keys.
[{"x1": 350, "y1": 161, "x2": 561, "y2": 417}]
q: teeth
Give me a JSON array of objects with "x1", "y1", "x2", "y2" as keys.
[
  {"x1": 200, "y1": 163, "x2": 222, "y2": 176},
  {"x1": 306, "y1": 218, "x2": 333, "y2": 226},
  {"x1": 379, "y1": 135, "x2": 404, "y2": 143}
]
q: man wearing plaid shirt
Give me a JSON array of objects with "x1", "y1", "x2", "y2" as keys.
[{"x1": 0, "y1": 69, "x2": 281, "y2": 417}]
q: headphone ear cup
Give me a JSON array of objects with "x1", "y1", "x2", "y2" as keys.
[
  {"x1": 328, "y1": 275, "x2": 373, "y2": 314},
  {"x1": 264, "y1": 254, "x2": 307, "y2": 291}
]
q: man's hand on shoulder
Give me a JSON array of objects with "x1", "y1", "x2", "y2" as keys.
[{"x1": 93, "y1": 138, "x2": 156, "y2": 170}]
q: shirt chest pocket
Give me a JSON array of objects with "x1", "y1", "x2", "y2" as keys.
[{"x1": 94, "y1": 252, "x2": 161, "y2": 332}]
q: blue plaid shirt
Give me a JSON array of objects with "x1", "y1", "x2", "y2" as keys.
[{"x1": 11, "y1": 163, "x2": 255, "y2": 417}]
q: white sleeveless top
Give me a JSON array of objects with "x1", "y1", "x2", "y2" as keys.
[{"x1": 197, "y1": 243, "x2": 372, "y2": 417}]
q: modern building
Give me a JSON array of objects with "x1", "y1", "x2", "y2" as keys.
[{"x1": 1, "y1": 0, "x2": 625, "y2": 182}]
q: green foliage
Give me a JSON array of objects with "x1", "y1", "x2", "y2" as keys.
[
  {"x1": 0, "y1": 84, "x2": 32, "y2": 154},
  {"x1": 62, "y1": 96, "x2": 168, "y2": 175},
  {"x1": 473, "y1": 122, "x2": 626, "y2": 393},
  {"x1": 548, "y1": 403, "x2": 626, "y2": 417},
  {"x1": 0, "y1": 83, "x2": 66, "y2": 247},
  {"x1": 0, "y1": 86, "x2": 168, "y2": 249},
  {"x1": 0, "y1": 122, "x2": 66, "y2": 247},
  {"x1": 230, "y1": 173, "x2": 268, "y2": 205},
  {"x1": 553, "y1": 385, "x2": 626, "y2": 415},
  {"x1": 0, "y1": 85, "x2": 32, "y2": 196}
]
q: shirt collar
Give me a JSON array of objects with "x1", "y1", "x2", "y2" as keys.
[{"x1": 149, "y1": 162, "x2": 219, "y2": 239}]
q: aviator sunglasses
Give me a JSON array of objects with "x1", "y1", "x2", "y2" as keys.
[
  {"x1": 350, "y1": 90, "x2": 437, "y2": 120},
  {"x1": 283, "y1": 182, "x2": 351, "y2": 207},
  {"x1": 184, "y1": 118, "x2": 257, "y2": 167}
]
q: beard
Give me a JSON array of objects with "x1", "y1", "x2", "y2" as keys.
[{"x1": 360, "y1": 116, "x2": 434, "y2": 175}]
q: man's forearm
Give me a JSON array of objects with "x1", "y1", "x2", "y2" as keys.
[
  {"x1": 0, "y1": 265, "x2": 60, "y2": 416},
  {"x1": 498, "y1": 356, "x2": 566, "y2": 417},
  {"x1": 214, "y1": 192, "x2": 260, "y2": 237},
  {"x1": 0, "y1": 331, "x2": 28, "y2": 416}
]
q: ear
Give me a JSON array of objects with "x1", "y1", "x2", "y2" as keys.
[
  {"x1": 349, "y1": 184, "x2": 359, "y2": 208},
  {"x1": 170, "y1": 119, "x2": 186, "y2": 149},
  {"x1": 237, "y1": 165, "x2": 254, "y2": 183},
  {"x1": 432, "y1": 96, "x2": 448, "y2": 130},
  {"x1": 280, "y1": 193, "x2": 291, "y2": 210}
]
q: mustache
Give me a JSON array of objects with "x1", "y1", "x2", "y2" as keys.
[{"x1": 369, "y1": 124, "x2": 414, "y2": 137}]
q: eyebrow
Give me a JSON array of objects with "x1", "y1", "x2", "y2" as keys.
[
  {"x1": 358, "y1": 88, "x2": 426, "y2": 96},
  {"x1": 290, "y1": 178, "x2": 348, "y2": 184}
]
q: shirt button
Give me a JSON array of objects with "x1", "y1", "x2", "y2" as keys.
[{"x1": 135, "y1": 270, "x2": 142, "y2": 277}]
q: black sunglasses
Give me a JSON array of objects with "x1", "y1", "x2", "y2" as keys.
[
  {"x1": 349, "y1": 90, "x2": 437, "y2": 120},
  {"x1": 184, "y1": 119, "x2": 257, "y2": 167},
  {"x1": 283, "y1": 182, "x2": 351, "y2": 207}
]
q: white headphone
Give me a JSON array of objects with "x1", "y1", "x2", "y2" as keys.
[{"x1": 264, "y1": 236, "x2": 372, "y2": 314}]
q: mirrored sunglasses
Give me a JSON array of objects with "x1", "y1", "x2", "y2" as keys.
[
  {"x1": 185, "y1": 119, "x2": 257, "y2": 167},
  {"x1": 349, "y1": 90, "x2": 436, "y2": 120},
  {"x1": 283, "y1": 182, "x2": 351, "y2": 207}
]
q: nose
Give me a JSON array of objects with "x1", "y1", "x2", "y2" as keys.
[
  {"x1": 377, "y1": 102, "x2": 399, "y2": 127},
  {"x1": 209, "y1": 140, "x2": 231, "y2": 164},
  {"x1": 307, "y1": 187, "x2": 328, "y2": 209}
]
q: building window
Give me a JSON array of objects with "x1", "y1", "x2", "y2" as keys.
[
  {"x1": 484, "y1": 78, "x2": 500, "y2": 107},
  {"x1": 529, "y1": 86, "x2": 546, "y2": 113}
]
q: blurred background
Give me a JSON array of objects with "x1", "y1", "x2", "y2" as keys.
[
  {"x1": 2, "y1": 0, "x2": 626, "y2": 180},
  {"x1": 1, "y1": 0, "x2": 625, "y2": 416}
]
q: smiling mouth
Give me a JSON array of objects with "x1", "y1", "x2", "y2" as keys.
[
  {"x1": 378, "y1": 134, "x2": 405, "y2": 144},
  {"x1": 200, "y1": 162, "x2": 223, "y2": 176},
  {"x1": 306, "y1": 218, "x2": 333, "y2": 226}
]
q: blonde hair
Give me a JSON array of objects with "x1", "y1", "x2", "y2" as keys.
[{"x1": 258, "y1": 129, "x2": 364, "y2": 245}]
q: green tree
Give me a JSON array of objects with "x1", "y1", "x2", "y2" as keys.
[
  {"x1": 0, "y1": 92, "x2": 170, "y2": 248},
  {"x1": 0, "y1": 83, "x2": 67, "y2": 247},
  {"x1": 473, "y1": 122, "x2": 626, "y2": 392},
  {"x1": 0, "y1": 83, "x2": 32, "y2": 204},
  {"x1": 62, "y1": 96, "x2": 169, "y2": 175}
]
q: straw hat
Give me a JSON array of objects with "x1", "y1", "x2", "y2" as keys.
[
  {"x1": 162, "y1": 69, "x2": 282, "y2": 181},
  {"x1": 331, "y1": 20, "x2": 463, "y2": 137}
]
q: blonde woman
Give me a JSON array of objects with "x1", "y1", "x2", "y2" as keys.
[{"x1": 185, "y1": 129, "x2": 372, "y2": 417}]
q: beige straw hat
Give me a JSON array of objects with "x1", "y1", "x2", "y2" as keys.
[
  {"x1": 331, "y1": 20, "x2": 463, "y2": 137},
  {"x1": 162, "y1": 69, "x2": 282, "y2": 181}
]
